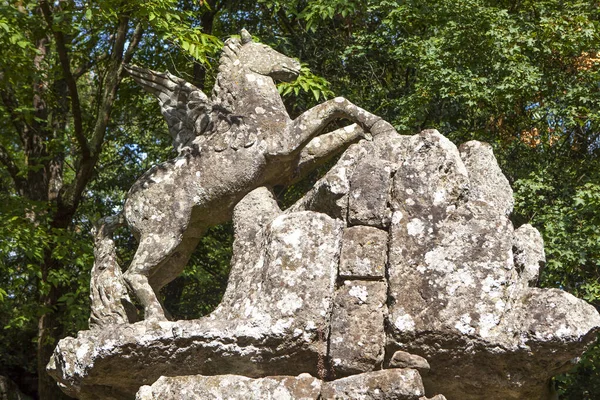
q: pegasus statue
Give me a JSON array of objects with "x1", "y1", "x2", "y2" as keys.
[{"x1": 95, "y1": 29, "x2": 394, "y2": 323}]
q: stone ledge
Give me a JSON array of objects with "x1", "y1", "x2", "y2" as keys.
[{"x1": 135, "y1": 369, "x2": 445, "y2": 400}]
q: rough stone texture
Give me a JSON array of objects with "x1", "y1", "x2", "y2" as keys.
[
  {"x1": 388, "y1": 351, "x2": 430, "y2": 373},
  {"x1": 136, "y1": 370, "x2": 431, "y2": 400},
  {"x1": 136, "y1": 373, "x2": 322, "y2": 400},
  {"x1": 513, "y1": 223, "x2": 545, "y2": 285},
  {"x1": 329, "y1": 280, "x2": 387, "y2": 376},
  {"x1": 288, "y1": 143, "x2": 367, "y2": 220},
  {"x1": 320, "y1": 369, "x2": 425, "y2": 400},
  {"x1": 48, "y1": 189, "x2": 343, "y2": 399},
  {"x1": 49, "y1": 31, "x2": 600, "y2": 400},
  {"x1": 348, "y1": 157, "x2": 394, "y2": 227},
  {"x1": 339, "y1": 226, "x2": 388, "y2": 279},
  {"x1": 458, "y1": 140, "x2": 514, "y2": 216},
  {"x1": 0, "y1": 376, "x2": 31, "y2": 400},
  {"x1": 385, "y1": 130, "x2": 600, "y2": 400}
]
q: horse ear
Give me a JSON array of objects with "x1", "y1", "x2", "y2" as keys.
[{"x1": 240, "y1": 29, "x2": 252, "y2": 44}]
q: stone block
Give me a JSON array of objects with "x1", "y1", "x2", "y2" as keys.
[
  {"x1": 137, "y1": 370, "x2": 438, "y2": 400},
  {"x1": 348, "y1": 157, "x2": 393, "y2": 227},
  {"x1": 136, "y1": 373, "x2": 322, "y2": 400},
  {"x1": 388, "y1": 350, "x2": 430, "y2": 374},
  {"x1": 339, "y1": 226, "x2": 388, "y2": 279},
  {"x1": 329, "y1": 280, "x2": 387, "y2": 376},
  {"x1": 321, "y1": 369, "x2": 426, "y2": 400}
]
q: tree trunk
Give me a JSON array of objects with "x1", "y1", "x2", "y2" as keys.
[{"x1": 37, "y1": 259, "x2": 70, "y2": 400}]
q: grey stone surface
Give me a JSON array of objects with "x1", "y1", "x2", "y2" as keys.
[
  {"x1": 320, "y1": 369, "x2": 426, "y2": 400},
  {"x1": 329, "y1": 280, "x2": 387, "y2": 376},
  {"x1": 513, "y1": 223, "x2": 545, "y2": 285},
  {"x1": 136, "y1": 373, "x2": 322, "y2": 400},
  {"x1": 48, "y1": 189, "x2": 343, "y2": 399},
  {"x1": 89, "y1": 215, "x2": 137, "y2": 328},
  {"x1": 136, "y1": 370, "x2": 436, "y2": 400},
  {"x1": 385, "y1": 131, "x2": 600, "y2": 400},
  {"x1": 388, "y1": 351, "x2": 430, "y2": 373},
  {"x1": 288, "y1": 143, "x2": 367, "y2": 220},
  {"x1": 348, "y1": 157, "x2": 394, "y2": 227},
  {"x1": 459, "y1": 140, "x2": 514, "y2": 216},
  {"x1": 339, "y1": 226, "x2": 388, "y2": 279}
]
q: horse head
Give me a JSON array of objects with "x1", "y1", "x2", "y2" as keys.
[{"x1": 236, "y1": 29, "x2": 301, "y2": 82}]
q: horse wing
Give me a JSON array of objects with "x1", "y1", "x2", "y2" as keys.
[{"x1": 124, "y1": 64, "x2": 211, "y2": 153}]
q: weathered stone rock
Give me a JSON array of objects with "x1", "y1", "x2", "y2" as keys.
[
  {"x1": 458, "y1": 140, "x2": 514, "y2": 216},
  {"x1": 348, "y1": 157, "x2": 394, "y2": 227},
  {"x1": 98, "y1": 29, "x2": 391, "y2": 324},
  {"x1": 288, "y1": 143, "x2": 367, "y2": 220},
  {"x1": 370, "y1": 129, "x2": 414, "y2": 167},
  {"x1": 388, "y1": 351, "x2": 430, "y2": 373},
  {"x1": 390, "y1": 130, "x2": 469, "y2": 221},
  {"x1": 48, "y1": 194, "x2": 343, "y2": 399},
  {"x1": 89, "y1": 215, "x2": 137, "y2": 328},
  {"x1": 329, "y1": 280, "x2": 387, "y2": 376},
  {"x1": 384, "y1": 131, "x2": 600, "y2": 399},
  {"x1": 136, "y1": 373, "x2": 322, "y2": 400},
  {"x1": 513, "y1": 223, "x2": 545, "y2": 285},
  {"x1": 339, "y1": 226, "x2": 388, "y2": 279},
  {"x1": 320, "y1": 369, "x2": 425, "y2": 400},
  {"x1": 136, "y1": 370, "x2": 438, "y2": 400},
  {"x1": 49, "y1": 33, "x2": 600, "y2": 400}
]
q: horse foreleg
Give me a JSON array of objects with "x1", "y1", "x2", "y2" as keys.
[
  {"x1": 274, "y1": 97, "x2": 393, "y2": 157},
  {"x1": 292, "y1": 124, "x2": 366, "y2": 181}
]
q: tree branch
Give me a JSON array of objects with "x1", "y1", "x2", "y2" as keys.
[
  {"x1": 89, "y1": 13, "x2": 130, "y2": 153},
  {"x1": 56, "y1": 15, "x2": 144, "y2": 223},
  {"x1": 123, "y1": 23, "x2": 144, "y2": 65},
  {"x1": 73, "y1": 53, "x2": 109, "y2": 80},
  {"x1": 39, "y1": 0, "x2": 90, "y2": 160}
]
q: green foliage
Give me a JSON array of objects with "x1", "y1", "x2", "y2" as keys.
[
  {"x1": 1, "y1": 0, "x2": 600, "y2": 397},
  {"x1": 278, "y1": 65, "x2": 335, "y2": 101}
]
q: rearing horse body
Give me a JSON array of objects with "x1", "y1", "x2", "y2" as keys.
[{"x1": 122, "y1": 30, "x2": 393, "y2": 321}]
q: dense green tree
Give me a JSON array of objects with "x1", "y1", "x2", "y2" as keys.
[{"x1": 1, "y1": 0, "x2": 599, "y2": 398}]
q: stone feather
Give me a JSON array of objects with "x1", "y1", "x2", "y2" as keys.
[{"x1": 124, "y1": 64, "x2": 211, "y2": 153}]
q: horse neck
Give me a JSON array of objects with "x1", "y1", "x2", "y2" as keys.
[{"x1": 212, "y1": 65, "x2": 290, "y2": 124}]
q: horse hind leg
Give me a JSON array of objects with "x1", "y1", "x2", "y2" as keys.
[{"x1": 124, "y1": 229, "x2": 201, "y2": 321}]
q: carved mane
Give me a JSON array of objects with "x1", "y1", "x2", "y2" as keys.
[{"x1": 211, "y1": 37, "x2": 243, "y2": 114}]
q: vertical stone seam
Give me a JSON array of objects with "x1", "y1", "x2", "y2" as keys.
[
  {"x1": 322, "y1": 220, "x2": 344, "y2": 381},
  {"x1": 383, "y1": 167, "x2": 397, "y2": 368}
]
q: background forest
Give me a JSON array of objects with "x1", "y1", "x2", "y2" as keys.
[{"x1": 0, "y1": 0, "x2": 599, "y2": 399}]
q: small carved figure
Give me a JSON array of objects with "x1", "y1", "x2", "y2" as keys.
[{"x1": 116, "y1": 29, "x2": 393, "y2": 321}]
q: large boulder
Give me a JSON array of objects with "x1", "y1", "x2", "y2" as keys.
[{"x1": 49, "y1": 129, "x2": 600, "y2": 400}]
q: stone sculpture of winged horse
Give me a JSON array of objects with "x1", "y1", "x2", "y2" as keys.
[{"x1": 96, "y1": 29, "x2": 394, "y2": 322}]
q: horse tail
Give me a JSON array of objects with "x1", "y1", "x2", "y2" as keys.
[{"x1": 89, "y1": 214, "x2": 138, "y2": 328}]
